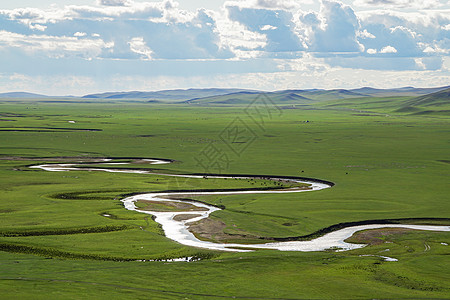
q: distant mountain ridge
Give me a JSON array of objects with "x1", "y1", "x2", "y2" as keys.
[
  {"x1": 403, "y1": 87, "x2": 450, "y2": 107},
  {"x1": 82, "y1": 88, "x2": 258, "y2": 101},
  {"x1": 1, "y1": 86, "x2": 449, "y2": 102},
  {"x1": 185, "y1": 89, "x2": 374, "y2": 104},
  {"x1": 351, "y1": 86, "x2": 448, "y2": 97},
  {"x1": 0, "y1": 92, "x2": 50, "y2": 98}
]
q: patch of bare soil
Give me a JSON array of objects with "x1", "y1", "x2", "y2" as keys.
[
  {"x1": 173, "y1": 214, "x2": 202, "y2": 221},
  {"x1": 188, "y1": 218, "x2": 271, "y2": 243},
  {"x1": 137, "y1": 200, "x2": 208, "y2": 212},
  {"x1": 347, "y1": 228, "x2": 416, "y2": 245}
]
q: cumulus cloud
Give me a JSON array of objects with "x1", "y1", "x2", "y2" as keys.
[
  {"x1": 357, "y1": 29, "x2": 376, "y2": 39},
  {"x1": 224, "y1": 0, "x2": 302, "y2": 10},
  {"x1": 30, "y1": 24, "x2": 47, "y2": 31},
  {"x1": 0, "y1": 0, "x2": 449, "y2": 93},
  {"x1": 415, "y1": 56, "x2": 443, "y2": 70},
  {"x1": 353, "y1": 0, "x2": 445, "y2": 9},
  {"x1": 0, "y1": 2, "x2": 234, "y2": 60},
  {"x1": 215, "y1": 15, "x2": 268, "y2": 59},
  {"x1": 276, "y1": 53, "x2": 329, "y2": 73},
  {"x1": 0, "y1": 30, "x2": 113, "y2": 59},
  {"x1": 380, "y1": 45, "x2": 398, "y2": 53},
  {"x1": 68, "y1": 2, "x2": 164, "y2": 20},
  {"x1": 98, "y1": 0, "x2": 132, "y2": 6},
  {"x1": 226, "y1": 5, "x2": 304, "y2": 52},
  {"x1": 128, "y1": 37, "x2": 154, "y2": 60},
  {"x1": 260, "y1": 24, "x2": 277, "y2": 30},
  {"x1": 1, "y1": 0, "x2": 447, "y2": 62},
  {"x1": 300, "y1": 0, "x2": 363, "y2": 52},
  {"x1": 357, "y1": 10, "x2": 450, "y2": 58},
  {"x1": 422, "y1": 44, "x2": 449, "y2": 54},
  {"x1": 255, "y1": 0, "x2": 301, "y2": 9}
]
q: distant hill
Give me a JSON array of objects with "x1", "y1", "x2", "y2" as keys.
[
  {"x1": 403, "y1": 87, "x2": 450, "y2": 107},
  {"x1": 186, "y1": 91, "x2": 313, "y2": 105},
  {"x1": 350, "y1": 86, "x2": 449, "y2": 97},
  {"x1": 185, "y1": 89, "x2": 368, "y2": 105},
  {"x1": 2, "y1": 86, "x2": 449, "y2": 106},
  {"x1": 0, "y1": 92, "x2": 50, "y2": 98},
  {"x1": 299, "y1": 89, "x2": 368, "y2": 100},
  {"x1": 399, "y1": 88, "x2": 450, "y2": 114},
  {"x1": 82, "y1": 88, "x2": 257, "y2": 102}
]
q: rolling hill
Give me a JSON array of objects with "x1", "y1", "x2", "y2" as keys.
[
  {"x1": 351, "y1": 86, "x2": 449, "y2": 97},
  {"x1": 393, "y1": 87, "x2": 450, "y2": 115},
  {"x1": 0, "y1": 92, "x2": 50, "y2": 98},
  {"x1": 82, "y1": 88, "x2": 257, "y2": 102},
  {"x1": 185, "y1": 90, "x2": 314, "y2": 105},
  {"x1": 185, "y1": 89, "x2": 369, "y2": 105},
  {"x1": 403, "y1": 87, "x2": 450, "y2": 107},
  {"x1": 1, "y1": 86, "x2": 449, "y2": 107}
]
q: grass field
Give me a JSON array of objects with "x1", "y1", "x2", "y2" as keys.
[{"x1": 0, "y1": 97, "x2": 449, "y2": 299}]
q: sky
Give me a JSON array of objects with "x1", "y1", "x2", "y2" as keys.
[{"x1": 0, "y1": 0, "x2": 449, "y2": 95}]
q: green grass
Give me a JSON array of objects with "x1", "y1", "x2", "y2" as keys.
[{"x1": 0, "y1": 99, "x2": 449, "y2": 298}]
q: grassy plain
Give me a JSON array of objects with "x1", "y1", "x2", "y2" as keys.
[{"x1": 0, "y1": 98, "x2": 449, "y2": 298}]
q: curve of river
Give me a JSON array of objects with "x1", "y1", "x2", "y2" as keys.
[{"x1": 30, "y1": 159, "x2": 450, "y2": 253}]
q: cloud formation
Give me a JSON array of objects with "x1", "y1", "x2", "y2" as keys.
[
  {"x1": 226, "y1": 5, "x2": 304, "y2": 53},
  {"x1": 98, "y1": 0, "x2": 132, "y2": 6},
  {"x1": 0, "y1": 30, "x2": 113, "y2": 59},
  {"x1": 1, "y1": 0, "x2": 448, "y2": 62},
  {"x1": 354, "y1": 0, "x2": 444, "y2": 9},
  {"x1": 300, "y1": 0, "x2": 363, "y2": 52},
  {"x1": 0, "y1": 0, "x2": 448, "y2": 94}
]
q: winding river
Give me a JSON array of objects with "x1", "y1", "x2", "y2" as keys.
[{"x1": 30, "y1": 159, "x2": 450, "y2": 253}]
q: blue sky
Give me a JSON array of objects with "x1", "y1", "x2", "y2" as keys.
[{"x1": 0, "y1": 0, "x2": 449, "y2": 95}]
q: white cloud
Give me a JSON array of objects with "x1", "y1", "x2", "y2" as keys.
[
  {"x1": 260, "y1": 24, "x2": 277, "y2": 31},
  {"x1": 74, "y1": 32, "x2": 87, "y2": 37},
  {"x1": 0, "y1": 2, "x2": 234, "y2": 60},
  {"x1": 128, "y1": 37, "x2": 154, "y2": 60},
  {"x1": 0, "y1": 30, "x2": 114, "y2": 59},
  {"x1": 380, "y1": 45, "x2": 398, "y2": 53},
  {"x1": 29, "y1": 24, "x2": 47, "y2": 31},
  {"x1": 299, "y1": 0, "x2": 363, "y2": 52},
  {"x1": 415, "y1": 57, "x2": 443, "y2": 70},
  {"x1": 0, "y1": 0, "x2": 449, "y2": 94},
  {"x1": 226, "y1": 5, "x2": 305, "y2": 52},
  {"x1": 357, "y1": 9, "x2": 450, "y2": 56},
  {"x1": 1, "y1": 0, "x2": 446, "y2": 62},
  {"x1": 67, "y1": 3, "x2": 164, "y2": 20},
  {"x1": 353, "y1": 0, "x2": 444, "y2": 10},
  {"x1": 422, "y1": 45, "x2": 448, "y2": 54},
  {"x1": 215, "y1": 15, "x2": 267, "y2": 59},
  {"x1": 356, "y1": 12, "x2": 437, "y2": 57},
  {"x1": 276, "y1": 53, "x2": 329, "y2": 72},
  {"x1": 357, "y1": 29, "x2": 375, "y2": 39},
  {"x1": 98, "y1": 0, "x2": 132, "y2": 6},
  {"x1": 224, "y1": 0, "x2": 302, "y2": 10}
]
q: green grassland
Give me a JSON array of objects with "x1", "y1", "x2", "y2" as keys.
[{"x1": 0, "y1": 95, "x2": 449, "y2": 299}]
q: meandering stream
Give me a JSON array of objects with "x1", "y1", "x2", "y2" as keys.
[{"x1": 31, "y1": 159, "x2": 450, "y2": 253}]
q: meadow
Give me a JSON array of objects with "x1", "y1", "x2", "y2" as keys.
[{"x1": 0, "y1": 97, "x2": 449, "y2": 299}]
